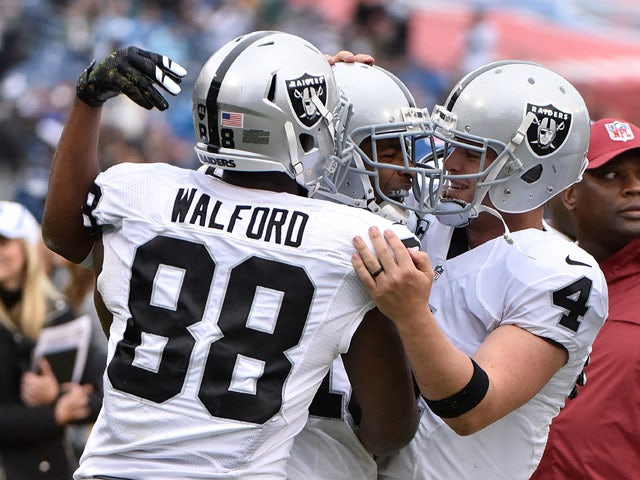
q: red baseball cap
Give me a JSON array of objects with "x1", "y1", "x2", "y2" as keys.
[{"x1": 587, "y1": 118, "x2": 640, "y2": 169}]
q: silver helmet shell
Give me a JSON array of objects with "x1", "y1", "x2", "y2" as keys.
[
  {"x1": 432, "y1": 60, "x2": 590, "y2": 216},
  {"x1": 192, "y1": 31, "x2": 343, "y2": 195}
]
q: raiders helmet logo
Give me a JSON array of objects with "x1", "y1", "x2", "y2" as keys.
[
  {"x1": 286, "y1": 73, "x2": 327, "y2": 128},
  {"x1": 525, "y1": 103, "x2": 572, "y2": 157},
  {"x1": 197, "y1": 103, "x2": 206, "y2": 121}
]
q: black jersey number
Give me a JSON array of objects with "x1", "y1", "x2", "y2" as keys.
[
  {"x1": 107, "y1": 236, "x2": 314, "y2": 424},
  {"x1": 308, "y1": 368, "x2": 344, "y2": 419},
  {"x1": 552, "y1": 276, "x2": 592, "y2": 332}
]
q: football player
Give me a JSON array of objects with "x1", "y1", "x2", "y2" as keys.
[
  {"x1": 351, "y1": 61, "x2": 609, "y2": 479},
  {"x1": 286, "y1": 62, "x2": 437, "y2": 480},
  {"x1": 41, "y1": 32, "x2": 429, "y2": 479}
]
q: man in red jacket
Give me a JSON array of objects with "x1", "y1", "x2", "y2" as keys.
[{"x1": 533, "y1": 118, "x2": 640, "y2": 479}]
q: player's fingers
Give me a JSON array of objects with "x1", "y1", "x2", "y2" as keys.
[
  {"x1": 136, "y1": 47, "x2": 187, "y2": 78},
  {"x1": 122, "y1": 77, "x2": 166, "y2": 110},
  {"x1": 352, "y1": 232, "x2": 387, "y2": 279},
  {"x1": 351, "y1": 53, "x2": 375, "y2": 65},
  {"x1": 408, "y1": 247, "x2": 434, "y2": 276},
  {"x1": 351, "y1": 250, "x2": 377, "y2": 292},
  {"x1": 382, "y1": 229, "x2": 417, "y2": 267},
  {"x1": 329, "y1": 50, "x2": 357, "y2": 64},
  {"x1": 367, "y1": 226, "x2": 396, "y2": 272},
  {"x1": 129, "y1": 48, "x2": 184, "y2": 95}
]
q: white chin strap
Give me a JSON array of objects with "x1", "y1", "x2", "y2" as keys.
[
  {"x1": 377, "y1": 201, "x2": 410, "y2": 225},
  {"x1": 435, "y1": 199, "x2": 479, "y2": 227}
]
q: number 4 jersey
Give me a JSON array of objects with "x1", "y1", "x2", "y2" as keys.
[
  {"x1": 378, "y1": 217, "x2": 608, "y2": 480},
  {"x1": 75, "y1": 163, "x2": 418, "y2": 480}
]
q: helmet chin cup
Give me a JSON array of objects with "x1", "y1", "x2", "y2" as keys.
[
  {"x1": 377, "y1": 201, "x2": 410, "y2": 225},
  {"x1": 435, "y1": 198, "x2": 479, "y2": 227}
]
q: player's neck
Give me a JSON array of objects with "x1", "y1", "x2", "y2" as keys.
[
  {"x1": 222, "y1": 171, "x2": 304, "y2": 195},
  {"x1": 465, "y1": 207, "x2": 543, "y2": 249}
]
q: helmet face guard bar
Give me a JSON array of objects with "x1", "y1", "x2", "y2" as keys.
[{"x1": 423, "y1": 105, "x2": 525, "y2": 220}]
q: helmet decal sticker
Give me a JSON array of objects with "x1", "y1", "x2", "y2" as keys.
[
  {"x1": 197, "y1": 103, "x2": 208, "y2": 143},
  {"x1": 287, "y1": 73, "x2": 327, "y2": 128},
  {"x1": 221, "y1": 111, "x2": 244, "y2": 128},
  {"x1": 242, "y1": 129, "x2": 270, "y2": 145},
  {"x1": 525, "y1": 103, "x2": 571, "y2": 157}
]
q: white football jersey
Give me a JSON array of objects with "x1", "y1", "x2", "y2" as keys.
[
  {"x1": 379, "y1": 216, "x2": 607, "y2": 480},
  {"x1": 75, "y1": 163, "x2": 418, "y2": 480},
  {"x1": 286, "y1": 357, "x2": 377, "y2": 480}
]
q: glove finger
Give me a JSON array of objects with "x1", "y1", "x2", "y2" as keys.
[
  {"x1": 123, "y1": 76, "x2": 169, "y2": 111},
  {"x1": 129, "y1": 47, "x2": 186, "y2": 95},
  {"x1": 141, "y1": 48, "x2": 187, "y2": 79}
]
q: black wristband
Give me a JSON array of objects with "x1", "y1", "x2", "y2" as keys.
[{"x1": 423, "y1": 358, "x2": 489, "y2": 418}]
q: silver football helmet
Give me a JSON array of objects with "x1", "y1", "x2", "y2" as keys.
[
  {"x1": 317, "y1": 62, "x2": 441, "y2": 223},
  {"x1": 429, "y1": 60, "x2": 590, "y2": 226},
  {"x1": 192, "y1": 31, "x2": 344, "y2": 196}
]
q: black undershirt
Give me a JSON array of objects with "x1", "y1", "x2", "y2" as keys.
[{"x1": 447, "y1": 227, "x2": 470, "y2": 260}]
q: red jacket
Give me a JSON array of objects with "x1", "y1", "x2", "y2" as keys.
[{"x1": 532, "y1": 238, "x2": 640, "y2": 479}]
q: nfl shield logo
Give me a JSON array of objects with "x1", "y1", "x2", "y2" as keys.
[
  {"x1": 605, "y1": 121, "x2": 635, "y2": 142},
  {"x1": 286, "y1": 73, "x2": 327, "y2": 128},
  {"x1": 525, "y1": 103, "x2": 572, "y2": 157}
]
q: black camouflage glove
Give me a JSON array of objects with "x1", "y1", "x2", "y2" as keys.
[{"x1": 76, "y1": 46, "x2": 187, "y2": 110}]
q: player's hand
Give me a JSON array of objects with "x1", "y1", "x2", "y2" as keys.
[
  {"x1": 76, "y1": 46, "x2": 187, "y2": 110},
  {"x1": 325, "y1": 50, "x2": 375, "y2": 66},
  {"x1": 352, "y1": 227, "x2": 434, "y2": 323}
]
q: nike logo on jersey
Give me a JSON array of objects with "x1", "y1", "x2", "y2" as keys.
[{"x1": 565, "y1": 255, "x2": 591, "y2": 267}]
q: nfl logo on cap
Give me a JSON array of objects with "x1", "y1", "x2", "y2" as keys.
[{"x1": 605, "y1": 121, "x2": 635, "y2": 142}]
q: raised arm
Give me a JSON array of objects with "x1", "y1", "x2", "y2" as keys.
[
  {"x1": 42, "y1": 99, "x2": 102, "y2": 263},
  {"x1": 352, "y1": 227, "x2": 567, "y2": 435},
  {"x1": 42, "y1": 46, "x2": 186, "y2": 263}
]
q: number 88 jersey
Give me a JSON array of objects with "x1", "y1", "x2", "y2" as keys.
[{"x1": 76, "y1": 162, "x2": 418, "y2": 480}]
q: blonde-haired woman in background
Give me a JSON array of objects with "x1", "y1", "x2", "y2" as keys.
[{"x1": 0, "y1": 201, "x2": 104, "y2": 480}]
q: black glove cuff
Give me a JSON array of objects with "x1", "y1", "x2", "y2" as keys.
[{"x1": 76, "y1": 60, "x2": 105, "y2": 107}]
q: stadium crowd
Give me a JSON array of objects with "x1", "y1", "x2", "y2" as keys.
[{"x1": 0, "y1": 1, "x2": 638, "y2": 479}]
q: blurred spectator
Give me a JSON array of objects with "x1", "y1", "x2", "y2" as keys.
[
  {"x1": 344, "y1": 1, "x2": 448, "y2": 108},
  {"x1": 59, "y1": 257, "x2": 108, "y2": 461},
  {"x1": 0, "y1": 201, "x2": 104, "y2": 479},
  {"x1": 532, "y1": 118, "x2": 640, "y2": 479},
  {"x1": 458, "y1": 6, "x2": 497, "y2": 77},
  {"x1": 197, "y1": 0, "x2": 259, "y2": 53},
  {"x1": 277, "y1": 3, "x2": 342, "y2": 55}
]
